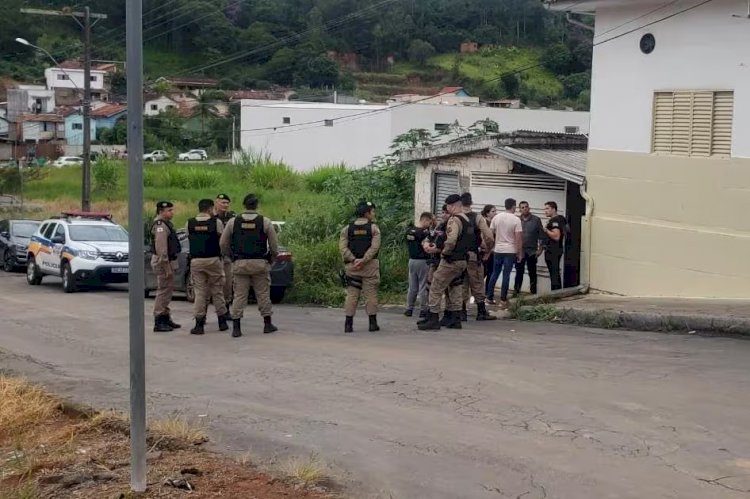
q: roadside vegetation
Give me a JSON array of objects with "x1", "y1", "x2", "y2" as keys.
[
  {"x1": 0, "y1": 376, "x2": 331, "y2": 498},
  {"x1": 1, "y1": 148, "x2": 416, "y2": 307}
]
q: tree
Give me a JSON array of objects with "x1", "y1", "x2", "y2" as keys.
[
  {"x1": 295, "y1": 54, "x2": 339, "y2": 88},
  {"x1": 407, "y1": 39, "x2": 436, "y2": 66},
  {"x1": 501, "y1": 73, "x2": 520, "y2": 98},
  {"x1": 197, "y1": 90, "x2": 228, "y2": 134}
]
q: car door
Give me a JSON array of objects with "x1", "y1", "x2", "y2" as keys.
[
  {"x1": 38, "y1": 223, "x2": 57, "y2": 272},
  {"x1": 0, "y1": 220, "x2": 9, "y2": 262},
  {"x1": 50, "y1": 224, "x2": 66, "y2": 275}
]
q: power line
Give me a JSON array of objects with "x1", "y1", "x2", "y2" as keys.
[{"x1": 593, "y1": 0, "x2": 680, "y2": 39}]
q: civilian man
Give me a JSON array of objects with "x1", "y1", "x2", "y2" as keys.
[
  {"x1": 514, "y1": 201, "x2": 544, "y2": 296},
  {"x1": 486, "y1": 198, "x2": 523, "y2": 307},
  {"x1": 543, "y1": 201, "x2": 567, "y2": 291}
]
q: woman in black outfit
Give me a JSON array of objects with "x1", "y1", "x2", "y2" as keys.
[{"x1": 481, "y1": 204, "x2": 497, "y2": 289}]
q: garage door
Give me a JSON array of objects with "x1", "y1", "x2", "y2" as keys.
[{"x1": 433, "y1": 172, "x2": 460, "y2": 213}]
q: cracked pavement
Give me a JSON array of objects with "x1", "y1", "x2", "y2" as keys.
[{"x1": 1, "y1": 271, "x2": 749, "y2": 498}]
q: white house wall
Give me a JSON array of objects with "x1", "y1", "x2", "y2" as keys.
[{"x1": 45, "y1": 68, "x2": 106, "y2": 92}]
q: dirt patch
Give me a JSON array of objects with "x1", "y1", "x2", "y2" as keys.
[{"x1": 0, "y1": 376, "x2": 333, "y2": 499}]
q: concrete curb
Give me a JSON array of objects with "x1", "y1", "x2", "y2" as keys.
[{"x1": 517, "y1": 305, "x2": 750, "y2": 338}]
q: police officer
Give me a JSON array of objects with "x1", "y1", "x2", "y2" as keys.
[
  {"x1": 187, "y1": 199, "x2": 230, "y2": 335},
  {"x1": 418, "y1": 205, "x2": 453, "y2": 327},
  {"x1": 213, "y1": 193, "x2": 236, "y2": 302},
  {"x1": 419, "y1": 194, "x2": 474, "y2": 331},
  {"x1": 460, "y1": 192, "x2": 496, "y2": 321},
  {"x1": 219, "y1": 193, "x2": 279, "y2": 338},
  {"x1": 339, "y1": 201, "x2": 381, "y2": 333},
  {"x1": 151, "y1": 201, "x2": 181, "y2": 332}
]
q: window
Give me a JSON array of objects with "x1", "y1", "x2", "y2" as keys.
[
  {"x1": 652, "y1": 91, "x2": 734, "y2": 157},
  {"x1": 43, "y1": 223, "x2": 56, "y2": 239},
  {"x1": 434, "y1": 123, "x2": 450, "y2": 132},
  {"x1": 11, "y1": 222, "x2": 39, "y2": 238},
  {"x1": 54, "y1": 224, "x2": 66, "y2": 242},
  {"x1": 72, "y1": 123, "x2": 83, "y2": 130},
  {"x1": 433, "y1": 173, "x2": 460, "y2": 213},
  {"x1": 324, "y1": 119, "x2": 334, "y2": 127},
  {"x1": 150, "y1": 104, "x2": 158, "y2": 111},
  {"x1": 564, "y1": 126, "x2": 580, "y2": 134},
  {"x1": 283, "y1": 117, "x2": 291, "y2": 124},
  {"x1": 69, "y1": 225, "x2": 128, "y2": 242},
  {"x1": 38, "y1": 223, "x2": 49, "y2": 238},
  {"x1": 57, "y1": 74, "x2": 69, "y2": 81},
  {"x1": 90, "y1": 76, "x2": 97, "y2": 82}
]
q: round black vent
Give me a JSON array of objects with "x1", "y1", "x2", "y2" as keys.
[{"x1": 640, "y1": 33, "x2": 656, "y2": 54}]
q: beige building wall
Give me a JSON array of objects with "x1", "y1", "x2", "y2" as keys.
[{"x1": 587, "y1": 149, "x2": 750, "y2": 298}]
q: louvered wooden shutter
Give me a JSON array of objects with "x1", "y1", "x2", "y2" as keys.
[{"x1": 652, "y1": 91, "x2": 733, "y2": 157}]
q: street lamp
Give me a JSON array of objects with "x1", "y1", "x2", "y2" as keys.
[{"x1": 16, "y1": 36, "x2": 92, "y2": 212}]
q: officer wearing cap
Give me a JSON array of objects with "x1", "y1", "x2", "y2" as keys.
[
  {"x1": 419, "y1": 194, "x2": 475, "y2": 330},
  {"x1": 213, "y1": 193, "x2": 236, "y2": 302},
  {"x1": 151, "y1": 201, "x2": 181, "y2": 332},
  {"x1": 187, "y1": 199, "x2": 230, "y2": 335},
  {"x1": 339, "y1": 200, "x2": 381, "y2": 333},
  {"x1": 219, "y1": 193, "x2": 279, "y2": 338}
]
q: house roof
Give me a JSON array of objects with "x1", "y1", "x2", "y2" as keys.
[
  {"x1": 90, "y1": 104, "x2": 127, "y2": 118},
  {"x1": 20, "y1": 113, "x2": 63, "y2": 123},
  {"x1": 56, "y1": 106, "x2": 79, "y2": 118},
  {"x1": 490, "y1": 146, "x2": 588, "y2": 185},
  {"x1": 169, "y1": 77, "x2": 219, "y2": 88},
  {"x1": 438, "y1": 86, "x2": 464, "y2": 95},
  {"x1": 55, "y1": 60, "x2": 108, "y2": 72}
]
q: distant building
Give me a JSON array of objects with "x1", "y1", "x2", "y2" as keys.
[
  {"x1": 487, "y1": 99, "x2": 522, "y2": 109},
  {"x1": 11, "y1": 114, "x2": 64, "y2": 143},
  {"x1": 6, "y1": 85, "x2": 55, "y2": 123},
  {"x1": 144, "y1": 96, "x2": 178, "y2": 116},
  {"x1": 240, "y1": 100, "x2": 590, "y2": 170},
  {"x1": 91, "y1": 103, "x2": 127, "y2": 134},
  {"x1": 45, "y1": 60, "x2": 111, "y2": 103},
  {"x1": 460, "y1": 42, "x2": 479, "y2": 54},
  {"x1": 387, "y1": 87, "x2": 480, "y2": 106},
  {"x1": 166, "y1": 76, "x2": 219, "y2": 97}
]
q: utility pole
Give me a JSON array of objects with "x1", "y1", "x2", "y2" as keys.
[
  {"x1": 20, "y1": 7, "x2": 107, "y2": 212},
  {"x1": 126, "y1": 0, "x2": 147, "y2": 491}
]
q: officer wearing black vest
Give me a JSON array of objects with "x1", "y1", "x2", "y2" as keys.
[
  {"x1": 419, "y1": 194, "x2": 475, "y2": 331},
  {"x1": 213, "y1": 193, "x2": 236, "y2": 302},
  {"x1": 151, "y1": 201, "x2": 182, "y2": 332},
  {"x1": 187, "y1": 199, "x2": 230, "y2": 335},
  {"x1": 219, "y1": 193, "x2": 279, "y2": 338},
  {"x1": 338, "y1": 201, "x2": 381, "y2": 333}
]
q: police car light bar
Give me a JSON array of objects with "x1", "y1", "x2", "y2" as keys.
[{"x1": 60, "y1": 211, "x2": 113, "y2": 221}]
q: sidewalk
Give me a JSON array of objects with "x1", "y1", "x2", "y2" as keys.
[{"x1": 521, "y1": 293, "x2": 750, "y2": 337}]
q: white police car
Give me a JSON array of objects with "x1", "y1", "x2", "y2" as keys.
[{"x1": 26, "y1": 212, "x2": 129, "y2": 293}]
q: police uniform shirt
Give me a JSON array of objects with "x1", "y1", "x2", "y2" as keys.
[
  {"x1": 152, "y1": 217, "x2": 180, "y2": 263},
  {"x1": 185, "y1": 214, "x2": 224, "y2": 258},
  {"x1": 339, "y1": 218, "x2": 381, "y2": 264},
  {"x1": 219, "y1": 211, "x2": 279, "y2": 260}
]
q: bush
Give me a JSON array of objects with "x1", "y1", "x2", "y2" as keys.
[
  {"x1": 160, "y1": 167, "x2": 221, "y2": 189},
  {"x1": 248, "y1": 162, "x2": 299, "y2": 190},
  {"x1": 92, "y1": 158, "x2": 121, "y2": 197},
  {"x1": 303, "y1": 164, "x2": 347, "y2": 193},
  {"x1": 0, "y1": 164, "x2": 47, "y2": 194}
]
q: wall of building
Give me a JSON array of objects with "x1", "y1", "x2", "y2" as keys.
[
  {"x1": 240, "y1": 100, "x2": 591, "y2": 170},
  {"x1": 587, "y1": 1, "x2": 750, "y2": 297},
  {"x1": 144, "y1": 97, "x2": 177, "y2": 116},
  {"x1": 64, "y1": 114, "x2": 96, "y2": 146},
  {"x1": 45, "y1": 68, "x2": 105, "y2": 92}
]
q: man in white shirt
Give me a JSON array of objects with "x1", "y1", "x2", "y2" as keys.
[{"x1": 485, "y1": 198, "x2": 523, "y2": 307}]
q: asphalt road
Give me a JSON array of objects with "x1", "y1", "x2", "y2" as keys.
[{"x1": 1, "y1": 271, "x2": 749, "y2": 499}]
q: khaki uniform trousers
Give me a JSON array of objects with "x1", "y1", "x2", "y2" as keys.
[
  {"x1": 151, "y1": 257, "x2": 178, "y2": 317},
  {"x1": 428, "y1": 259, "x2": 467, "y2": 313},
  {"x1": 223, "y1": 259, "x2": 234, "y2": 302},
  {"x1": 191, "y1": 256, "x2": 227, "y2": 319},
  {"x1": 463, "y1": 254, "x2": 485, "y2": 303},
  {"x1": 344, "y1": 259, "x2": 379, "y2": 316},
  {"x1": 230, "y1": 259, "x2": 272, "y2": 319}
]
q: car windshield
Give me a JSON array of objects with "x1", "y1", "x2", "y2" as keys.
[
  {"x1": 69, "y1": 225, "x2": 128, "y2": 242},
  {"x1": 12, "y1": 222, "x2": 39, "y2": 238}
]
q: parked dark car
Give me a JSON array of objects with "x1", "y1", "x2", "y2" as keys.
[
  {"x1": 144, "y1": 227, "x2": 293, "y2": 304},
  {"x1": 0, "y1": 219, "x2": 41, "y2": 272}
]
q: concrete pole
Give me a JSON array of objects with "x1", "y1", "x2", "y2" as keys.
[{"x1": 126, "y1": 0, "x2": 146, "y2": 492}]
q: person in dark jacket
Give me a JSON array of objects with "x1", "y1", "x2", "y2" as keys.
[{"x1": 404, "y1": 211, "x2": 434, "y2": 318}]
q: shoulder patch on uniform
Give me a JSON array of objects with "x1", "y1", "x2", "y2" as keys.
[{"x1": 156, "y1": 227, "x2": 165, "y2": 232}]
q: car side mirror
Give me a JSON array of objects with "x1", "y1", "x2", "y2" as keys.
[
  {"x1": 0, "y1": 231, "x2": 9, "y2": 239},
  {"x1": 52, "y1": 235, "x2": 65, "y2": 244}
]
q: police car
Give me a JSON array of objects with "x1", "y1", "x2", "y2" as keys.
[{"x1": 26, "y1": 212, "x2": 130, "y2": 293}]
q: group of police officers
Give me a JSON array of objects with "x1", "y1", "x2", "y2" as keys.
[
  {"x1": 150, "y1": 193, "x2": 278, "y2": 338},
  {"x1": 149, "y1": 192, "x2": 500, "y2": 337}
]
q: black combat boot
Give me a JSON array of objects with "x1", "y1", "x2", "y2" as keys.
[
  {"x1": 231, "y1": 319, "x2": 242, "y2": 338},
  {"x1": 417, "y1": 311, "x2": 441, "y2": 331},
  {"x1": 476, "y1": 302, "x2": 497, "y2": 321},
  {"x1": 153, "y1": 314, "x2": 172, "y2": 333},
  {"x1": 419, "y1": 309, "x2": 428, "y2": 319},
  {"x1": 440, "y1": 312, "x2": 452, "y2": 327},
  {"x1": 460, "y1": 303, "x2": 468, "y2": 322},
  {"x1": 218, "y1": 313, "x2": 230, "y2": 332},
  {"x1": 263, "y1": 316, "x2": 278, "y2": 334},
  {"x1": 447, "y1": 311, "x2": 463, "y2": 329},
  {"x1": 344, "y1": 316, "x2": 354, "y2": 333},
  {"x1": 368, "y1": 315, "x2": 380, "y2": 332},
  {"x1": 167, "y1": 315, "x2": 181, "y2": 329},
  {"x1": 190, "y1": 317, "x2": 206, "y2": 335}
]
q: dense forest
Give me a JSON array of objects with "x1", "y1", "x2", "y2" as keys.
[{"x1": 1, "y1": 0, "x2": 592, "y2": 107}]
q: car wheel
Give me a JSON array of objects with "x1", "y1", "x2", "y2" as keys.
[
  {"x1": 2, "y1": 251, "x2": 14, "y2": 272},
  {"x1": 185, "y1": 270, "x2": 195, "y2": 303},
  {"x1": 61, "y1": 262, "x2": 77, "y2": 293},
  {"x1": 26, "y1": 256, "x2": 42, "y2": 285},
  {"x1": 270, "y1": 286, "x2": 285, "y2": 304}
]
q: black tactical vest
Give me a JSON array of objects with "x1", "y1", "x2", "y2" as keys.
[
  {"x1": 188, "y1": 217, "x2": 221, "y2": 258},
  {"x1": 466, "y1": 211, "x2": 482, "y2": 252},
  {"x1": 214, "y1": 210, "x2": 235, "y2": 226},
  {"x1": 446, "y1": 215, "x2": 474, "y2": 262},
  {"x1": 405, "y1": 227, "x2": 428, "y2": 260},
  {"x1": 348, "y1": 222, "x2": 375, "y2": 259},
  {"x1": 231, "y1": 214, "x2": 268, "y2": 260},
  {"x1": 150, "y1": 219, "x2": 181, "y2": 261}
]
